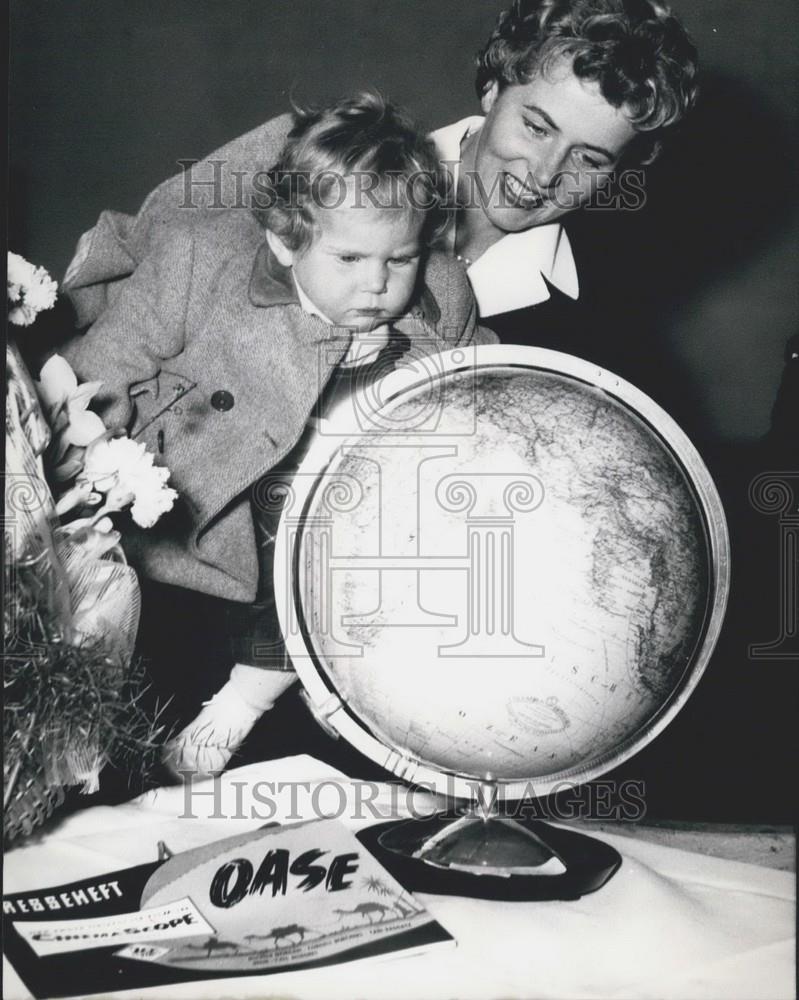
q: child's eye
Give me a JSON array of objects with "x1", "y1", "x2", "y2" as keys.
[
  {"x1": 390, "y1": 256, "x2": 417, "y2": 266},
  {"x1": 338, "y1": 255, "x2": 361, "y2": 264}
]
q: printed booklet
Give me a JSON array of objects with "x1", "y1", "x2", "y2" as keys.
[{"x1": 3, "y1": 817, "x2": 454, "y2": 998}]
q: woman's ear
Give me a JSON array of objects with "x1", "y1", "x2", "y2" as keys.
[
  {"x1": 480, "y1": 80, "x2": 500, "y2": 115},
  {"x1": 265, "y1": 229, "x2": 295, "y2": 268}
]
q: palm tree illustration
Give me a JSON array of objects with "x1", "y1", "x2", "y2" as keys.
[
  {"x1": 361, "y1": 875, "x2": 392, "y2": 896},
  {"x1": 361, "y1": 874, "x2": 421, "y2": 918}
]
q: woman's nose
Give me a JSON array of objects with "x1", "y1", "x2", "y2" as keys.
[{"x1": 530, "y1": 147, "x2": 566, "y2": 192}]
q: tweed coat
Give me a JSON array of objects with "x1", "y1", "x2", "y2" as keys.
[
  {"x1": 61, "y1": 207, "x2": 489, "y2": 603},
  {"x1": 63, "y1": 113, "x2": 295, "y2": 335}
]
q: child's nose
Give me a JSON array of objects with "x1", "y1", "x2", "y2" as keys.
[{"x1": 361, "y1": 261, "x2": 389, "y2": 294}]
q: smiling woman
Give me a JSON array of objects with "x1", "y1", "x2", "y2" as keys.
[{"x1": 447, "y1": 0, "x2": 699, "y2": 301}]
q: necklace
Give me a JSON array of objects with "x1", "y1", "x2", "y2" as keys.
[{"x1": 456, "y1": 252, "x2": 473, "y2": 268}]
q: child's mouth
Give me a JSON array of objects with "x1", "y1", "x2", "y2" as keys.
[{"x1": 352, "y1": 308, "x2": 390, "y2": 328}]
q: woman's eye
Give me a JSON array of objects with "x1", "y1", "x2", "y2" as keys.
[
  {"x1": 390, "y1": 256, "x2": 415, "y2": 266},
  {"x1": 526, "y1": 121, "x2": 548, "y2": 138},
  {"x1": 338, "y1": 255, "x2": 360, "y2": 264},
  {"x1": 575, "y1": 151, "x2": 607, "y2": 170}
]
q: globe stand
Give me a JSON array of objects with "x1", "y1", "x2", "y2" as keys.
[{"x1": 358, "y1": 782, "x2": 622, "y2": 901}]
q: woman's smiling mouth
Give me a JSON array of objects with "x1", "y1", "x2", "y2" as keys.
[{"x1": 502, "y1": 172, "x2": 545, "y2": 210}]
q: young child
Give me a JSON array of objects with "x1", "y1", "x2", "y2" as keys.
[{"x1": 61, "y1": 93, "x2": 493, "y2": 775}]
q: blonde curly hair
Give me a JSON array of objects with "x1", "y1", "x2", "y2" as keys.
[
  {"x1": 257, "y1": 92, "x2": 451, "y2": 250},
  {"x1": 475, "y1": 0, "x2": 699, "y2": 164}
]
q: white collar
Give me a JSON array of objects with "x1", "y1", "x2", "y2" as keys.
[
  {"x1": 430, "y1": 116, "x2": 580, "y2": 318},
  {"x1": 293, "y1": 270, "x2": 333, "y2": 323},
  {"x1": 292, "y1": 272, "x2": 389, "y2": 367}
]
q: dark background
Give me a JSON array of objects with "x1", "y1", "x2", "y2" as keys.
[{"x1": 9, "y1": 1, "x2": 798, "y2": 822}]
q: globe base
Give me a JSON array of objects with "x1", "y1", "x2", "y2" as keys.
[{"x1": 359, "y1": 814, "x2": 622, "y2": 901}]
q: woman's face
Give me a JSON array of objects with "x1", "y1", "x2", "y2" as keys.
[{"x1": 468, "y1": 56, "x2": 638, "y2": 233}]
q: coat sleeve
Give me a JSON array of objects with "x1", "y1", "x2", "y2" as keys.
[
  {"x1": 131, "y1": 113, "x2": 294, "y2": 251},
  {"x1": 455, "y1": 298, "x2": 500, "y2": 347},
  {"x1": 60, "y1": 113, "x2": 294, "y2": 320},
  {"x1": 61, "y1": 230, "x2": 196, "y2": 431},
  {"x1": 424, "y1": 251, "x2": 499, "y2": 348}
]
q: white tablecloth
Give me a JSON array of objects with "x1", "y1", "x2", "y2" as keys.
[{"x1": 3, "y1": 757, "x2": 795, "y2": 1000}]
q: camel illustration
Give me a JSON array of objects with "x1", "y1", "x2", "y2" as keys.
[
  {"x1": 184, "y1": 935, "x2": 244, "y2": 958},
  {"x1": 333, "y1": 902, "x2": 395, "y2": 924},
  {"x1": 244, "y1": 923, "x2": 313, "y2": 948}
]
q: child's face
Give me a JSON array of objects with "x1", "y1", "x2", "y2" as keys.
[{"x1": 272, "y1": 195, "x2": 425, "y2": 334}]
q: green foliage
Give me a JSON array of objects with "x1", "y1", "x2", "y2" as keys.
[{"x1": 3, "y1": 543, "x2": 167, "y2": 844}]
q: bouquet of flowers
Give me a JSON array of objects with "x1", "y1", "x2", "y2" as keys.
[
  {"x1": 38, "y1": 352, "x2": 178, "y2": 539},
  {"x1": 4, "y1": 253, "x2": 175, "y2": 843}
]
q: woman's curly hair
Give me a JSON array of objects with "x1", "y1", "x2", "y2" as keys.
[
  {"x1": 257, "y1": 92, "x2": 451, "y2": 250},
  {"x1": 475, "y1": 0, "x2": 699, "y2": 163}
]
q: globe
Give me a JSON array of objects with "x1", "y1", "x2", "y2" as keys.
[{"x1": 275, "y1": 346, "x2": 730, "y2": 808}]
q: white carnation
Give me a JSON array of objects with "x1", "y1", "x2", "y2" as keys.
[
  {"x1": 81, "y1": 437, "x2": 178, "y2": 529},
  {"x1": 25, "y1": 267, "x2": 58, "y2": 311},
  {"x1": 7, "y1": 252, "x2": 57, "y2": 324},
  {"x1": 7, "y1": 252, "x2": 36, "y2": 300},
  {"x1": 131, "y1": 484, "x2": 179, "y2": 528},
  {"x1": 8, "y1": 303, "x2": 38, "y2": 326},
  {"x1": 82, "y1": 437, "x2": 137, "y2": 489}
]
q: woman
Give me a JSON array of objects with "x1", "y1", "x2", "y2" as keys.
[{"x1": 431, "y1": 0, "x2": 698, "y2": 349}]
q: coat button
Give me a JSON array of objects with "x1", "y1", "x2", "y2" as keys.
[{"x1": 211, "y1": 390, "x2": 234, "y2": 411}]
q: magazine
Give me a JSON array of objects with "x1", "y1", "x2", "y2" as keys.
[{"x1": 3, "y1": 817, "x2": 454, "y2": 998}]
